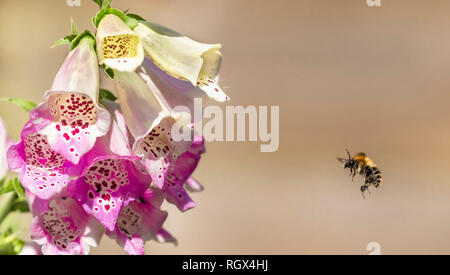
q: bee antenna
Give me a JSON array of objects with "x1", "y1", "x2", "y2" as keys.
[{"x1": 346, "y1": 148, "x2": 351, "y2": 160}]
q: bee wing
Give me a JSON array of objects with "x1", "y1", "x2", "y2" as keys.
[{"x1": 336, "y1": 157, "x2": 347, "y2": 163}]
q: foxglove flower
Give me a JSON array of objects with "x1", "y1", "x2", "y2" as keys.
[
  {"x1": 107, "y1": 187, "x2": 169, "y2": 255},
  {"x1": 28, "y1": 191, "x2": 103, "y2": 255},
  {"x1": 114, "y1": 70, "x2": 193, "y2": 189},
  {"x1": 138, "y1": 57, "x2": 204, "y2": 119},
  {"x1": 163, "y1": 135, "x2": 205, "y2": 211},
  {"x1": 96, "y1": 14, "x2": 144, "y2": 72},
  {"x1": 67, "y1": 106, "x2": 151, "y2": 231},
  {"x1": 96, "y1": 14, "x2": 229, "y2": 102},
  {"x1": 7, "y1": 121, "x2": 79, "y2": 200},
  {"x1": 32, "y1": 36, "x2": 111, "y2": 165},
  {"x1": 133, "y1": 21, "x2": 229, "y2": 102},
  {"x1": 0, "y1": 118, "x2": 13, "y2": 179}
]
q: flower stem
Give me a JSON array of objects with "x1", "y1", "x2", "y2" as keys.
[{"x1": 0, "y1": 192, "x2": 16, "y2": 224}]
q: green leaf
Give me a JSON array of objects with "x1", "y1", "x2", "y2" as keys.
[
  {"x1": 70, "y1": 30, "x2": 96, "y2": 51},
  {"x1": 0, "y1": 178, "x2": 26, "y2": 201},
  {"x1": 0, "y1": 234, "x2": 24, "y2": 255},
  {"x1": 51, "y1": 34, "x2": 78, "y2": 48},
  {"x1": 12, "y1": 199, "x2": 29, "y2": 213},
  {"x1": 93, "y1": 8, "x2": 139, "y2": 29},
  {"x1": 51, "y1": 18, "x2": 78, "y2": 48},
  {"x1": 92, "y1": 0, "x2": 112, "y2": 9},
  {"x1": 127, "y1": 13, "x2": 146, "y2": 22},
  {"x1": 102, "y1": 64, "x2": 115, "y2": 79},
  {"x1": 0, "y1": 98, "x2": 37, "y2": 112},
  {"x1": 0, "y1": 178, "x2": 15, "y2": 195},
  {"x1": 99, "y1": 88, "x2": 117, "y2": 103},
  {"x1": 12, "y1": 179, "x2": 25, "y2": 200},
  {"x1": 71, "y1": 17, "x2": 78, "y2": 36},
  {"x1": 0, "y1": 192, "x2": 15, "y2": 224}
]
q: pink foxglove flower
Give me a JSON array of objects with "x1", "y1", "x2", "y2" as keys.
[
  {"x1": 28, "y1": 191, "x2": 103, "y2": 255},
  {"x1": 114, "y1": 70, "x2": 193, "y2": 190},
  {"x1": 66, "y1": 109, "x2": 151, "y2": 231},
  {"x1": 163, "y1": 135, "x2": 205, "y2": 211},
  {"x1": 0, "y1": 118, "x2": 13, "y2": 179},
  {"x1": 32, "y1": 36, "x2": 111, "y2": 165},
  {"x1": 7, "y1": 121, "x2": 80, "y2": 200},
  {"x1": 107, "y1": 187, "x2": 168, "y2": 255},
  {"x1": 96, "y1": 14, "x2": 144, "y2": 72}
]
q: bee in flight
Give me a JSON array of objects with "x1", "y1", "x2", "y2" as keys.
[{"x1": 337, "y1": 149, "x2": 383, "y2": 197}]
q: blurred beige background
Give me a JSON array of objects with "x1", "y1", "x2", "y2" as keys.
[{"x1": 2, "y1": 0, "x2": 450, "y2": 254}]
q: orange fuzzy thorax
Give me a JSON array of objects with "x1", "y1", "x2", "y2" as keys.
[{"x1": 353, "y1": 152, "x2": 376, "y2": 168}]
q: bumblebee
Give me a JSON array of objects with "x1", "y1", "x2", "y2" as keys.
[{"x1": 337, "y1": 150, "x2": 382, "y2": 197}]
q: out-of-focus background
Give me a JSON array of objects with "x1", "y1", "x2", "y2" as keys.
[{"x1": 1, "y1": 0, "x2": 450, "y2": 255}]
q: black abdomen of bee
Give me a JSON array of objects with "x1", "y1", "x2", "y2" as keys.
[{"x1": 362, "y1": 166, "x2": 382, "y2": 188}]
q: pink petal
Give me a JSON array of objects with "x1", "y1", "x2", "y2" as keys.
[
  {"x1": 30, "y1": 195, "x2": 102, "y2": 255},
  {"x1": 107, "y1": 188, "x2": 168, "y2": 255},
  {"x1": 0, "y1": 117, "x2": 13, "y2": 179},
  {"x1": 36, "y1": 37, "x2": 110, "y2": 164},
  {"x1": 8, "y1": 122, "x2": 80, "y2": 200},
  {"x1": 68, "y1": 157, "x2": 151, "y2": 231}
]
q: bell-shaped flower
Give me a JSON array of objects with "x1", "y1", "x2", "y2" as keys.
[
  {"x1": 114, "y1": 70, "x2": 193, "y2": 189},
  {"x1": 106, "y1": 187, "x2": 169, "y2": 255},
  {"x1": 133, "y1": 21, "x2": 229, "y2": 102},
  {"x1": 0, "y1": 118, "x2": 13, "y2": 179},
  {"x1": 96, "y1": 14, "x2": 144, "y2": 72},
  {"x1": 67, "y1": 104, "x2": 151, "y2": 231},
  {"x1": 138, "y1": 57, "x2": 204, "y2": 120},
  {"x1": 28, "y1": 191, "x2": 103, "y2": 255},
  {"x1": 32, "y1": 36, "x2": 111, "y2": 165},
  {"x1": 163, "y1": 135, "x2": 205, "y2": 212},
  {"x1": 7, "y1": 121, "x2": 80, "y2": 200}
]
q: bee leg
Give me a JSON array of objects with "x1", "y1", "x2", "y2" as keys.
[
  {"x1": 360, "y1": 185, "x2": 369, "y2": 199},
  {"x1": 351, "y1": 166, "x2": 357, "y2": 181}
]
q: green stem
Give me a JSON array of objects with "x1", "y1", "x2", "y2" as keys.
[{"x1": 0, "y1": 193, "x2": 16, "y2": 224}]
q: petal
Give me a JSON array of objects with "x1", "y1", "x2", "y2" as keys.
[
  {"x1": 197, "y1": 76, "x2": 230, "y2": 102},
  {"x1": 35, "y1": 37, "x2": 111, "y2": 164},
  {"x1": 138, "y1": 115, "x2": 192, "y2": 189},
  {"x1": 184, "y1": 177, "x2": 204, "y2": 192},
  {"x1": 133, "y1": 22, "x2": 229, "y2": 102},
  {"x1": 19, "y1": 242, "x2": 42, "y2": 255},
  {"x1": 154, "y1": 228, "x2": 177, "y2": 245},
  {"x1": 0, "y1": 117, "x2": 13, "y2": 179},
  {"x1": 139, "y1": 57, "x2": 204, "y2": 117},
  {"x1": 134, "y1": 22, "x2": 219, "y2": 84},
  {"x1": 114, "y1": 70, "x2": 167, "y2": 140},
  {"x1": 8, "y1": 123, "x2": 78, "y2": 200},
  {"x1": 97, "y1": 14, "x2": 144, "y2": 72},
  {"x1": 107, "y1": 189, "x2": 168, "y2": 255},
  {"x1": 67, "y1": 157, "x2": 151, "y2": 231},
  {"x1": 30, "y1": 195, "x2": 102, "y2": 255},
  {"x1": 100, "y1": 99, "x2": 134, "y2": 156},
  {"x1": 114, "y1": 71, "x2": 193, "y2": 188},
  {"x1": 164, "y1": 182, "x2": 195, "y2": 212}
]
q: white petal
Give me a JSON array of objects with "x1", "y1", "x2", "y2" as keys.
[
  {"x1": 134, "y1": 22, "x2": 222, "y2": 86},
  {"x1": 97, "y1": 14, "x2": 144, "y2": 72}
]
